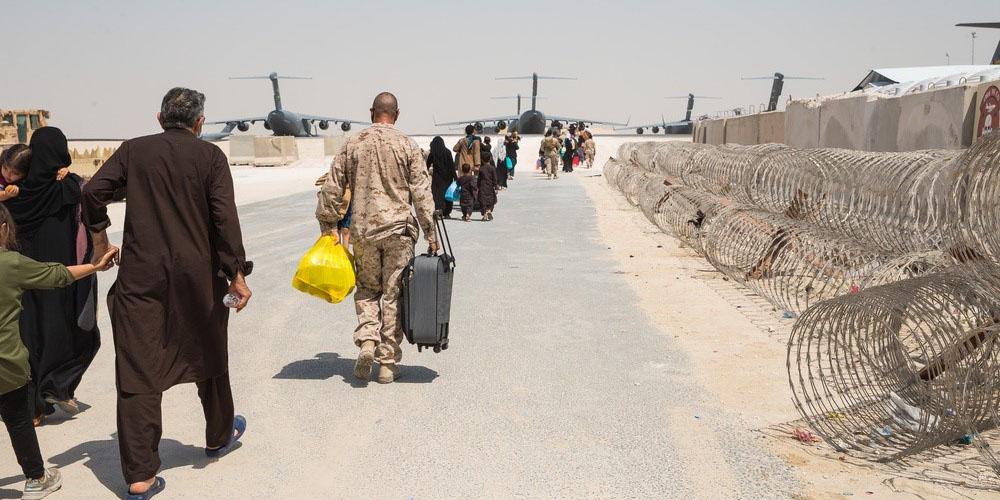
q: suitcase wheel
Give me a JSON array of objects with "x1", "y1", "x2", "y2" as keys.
[{"x1": 433, "y1": 346, "x2": 441, "y2": 353}]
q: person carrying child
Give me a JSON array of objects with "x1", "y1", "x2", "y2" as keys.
[
  {"x1": 457, "y1": 164, "x2": 478, "y2": 222},
  {"x1": 0, "y1": 145, "x2": 70, "y2": 204},
  {"x1": 0, "y1": 203, "x2": 118, "y2": 499}
]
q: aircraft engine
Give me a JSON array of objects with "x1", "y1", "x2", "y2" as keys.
[
  {"x1": 263, "y1": 121, "x2": 272, "y2": 130},
  {"x1": 651, "y1": 126, "x2": 660, "y2": 134},
  {"x1": 237, "y1": 121, "x2": 250, "y2": 132},
  {"x1": 636, "y1": 127, "x2": 644, "y2": 135},
  {"x1": 341, "y1": 122, "x2": 351, "y2": 132},
  {"x1": 474, "y1": 121, "x2": 484, "y2": 133},
  {"x1": 318, "y1": 120, "x2": 330, "y2": 130},
  {"x1": 497, "y1": 120, "x2": 507, "y2": 130}
]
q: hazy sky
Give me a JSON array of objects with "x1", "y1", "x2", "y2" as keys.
[{"x1": 5, "y1": 0, "x2": 999, "y2": 137}]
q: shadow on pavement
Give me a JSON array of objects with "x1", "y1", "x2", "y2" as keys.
[
  {"x1": 273, "y1": 352, "x2": 439, "y2": 386},
  {"x1": 0, "y1": 473, "x2": 19, "y2": 499},
  {"x1": 47, "y1": 433, "x2": 214, "y2": 496}
]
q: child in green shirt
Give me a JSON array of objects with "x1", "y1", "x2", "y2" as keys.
[{"x1": 0, "y1": 203, "x2": 117, "y2": 499}]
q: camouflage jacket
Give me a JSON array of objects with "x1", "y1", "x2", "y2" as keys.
[
  {"x1": 541, "y1": 136, "x2": 561, "y2": 156},
  {"x1": 316, "y1": 123, "x2": 437, "y2": 244}
]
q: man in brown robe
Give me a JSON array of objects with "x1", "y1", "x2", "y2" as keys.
[
  {"x1": 82, "y1": 88, "x2": 252, "y2": 497},
  {"x1": 452, "y1": 124, "x2": 482, "y2": 173}
]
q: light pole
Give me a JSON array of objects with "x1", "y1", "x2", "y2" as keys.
[{"x1": 972, "y1": 32, "x2": 977, "y2": 64}]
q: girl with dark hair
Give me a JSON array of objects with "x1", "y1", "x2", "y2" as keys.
[
  {"x1": 0, "y1": 203, "x2": 117, "y2": 498},
  {"x1": 2, "y1": 127, "x2": 101, "y2": 424},
  {"x1": 426, "y1": 136, "x2": 459, "y2": 218}
]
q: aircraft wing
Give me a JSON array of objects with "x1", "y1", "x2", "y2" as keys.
[
  {"x1": 434, "y1": 116, "x2": 519, "y2": 127},
  {"x1": 299, "y1": 115, "x2": 371, "y2": 125},
  {"x1": 205, "y1": 117, "x2": 267, "y2": 125},
  {"x1": 546, "y1": 115, "x2": 629, "y2": 127}
]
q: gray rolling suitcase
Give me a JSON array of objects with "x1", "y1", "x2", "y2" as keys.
[{"x1": 402, "y1": 212, "x2": 455, "y2": 352}]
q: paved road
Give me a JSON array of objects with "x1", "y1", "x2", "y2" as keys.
[{"x1": 2, "y1": 165, "x2": 797, "y2": 499}]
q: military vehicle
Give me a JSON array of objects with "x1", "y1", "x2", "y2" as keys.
[{"x1": 0, "y1": 109, "x2": 50, "y2": 149}]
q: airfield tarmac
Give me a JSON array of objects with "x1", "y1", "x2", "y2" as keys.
[{"x1": 1, "y1": 134, "x2": 989, "y2": 499}]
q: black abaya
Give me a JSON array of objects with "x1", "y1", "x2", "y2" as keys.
[
  {"x1": 427, "y1": 136, "x2": 458, "y2": 218},
  {"x1": 3, "y1": 127, "x2": 99, "y2": 416}
]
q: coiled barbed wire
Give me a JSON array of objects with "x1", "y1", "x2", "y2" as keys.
[
  {"x1": 700, "y1": 206, "x2": 956, "y2": 313},
  {"x1": 606, "y1": 135, "x2": 1000, "y2": 478},
  {"x1": 788, "y1": 268, "x2": 1000, "y2": 468},
  {"x1": 637, "y1": 181, "x2": 729, "y2": 255},
  {"x1": 610, "y1": 139, "x2": 986, "y2": 256}
]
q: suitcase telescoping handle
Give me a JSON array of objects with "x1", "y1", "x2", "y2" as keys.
[{"x1": 432, "y1": 210, "x2": 455, "y2": 270}]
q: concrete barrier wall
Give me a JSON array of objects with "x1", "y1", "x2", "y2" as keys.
[
  {"x1": 229, "y1": 136, "x2": 255, "y2": 165},
  {"x1": 896, "y1": 84, "x2": 977, "y2": 151},
  {"x1": 757, "y1": 111, "x2": 785, "y2": 144},
  {"x1": 785, "y1": 100, "x2": 821, "y2": 148},
  {"x1": 254, "y1": 136, "x2": 299, "y2": 166},
  {"x1": 819, "y1": 95, "x2": 870, "y2": 150},
  {"x1": 724, "y1": 114, "x2": 759, "y2": 145},
  {"x1": 866, "y1": 96, "x2": 901, "y2": 152},
  {"x1": 704, "y1": 118, "x2": 726, "y2": 145}
]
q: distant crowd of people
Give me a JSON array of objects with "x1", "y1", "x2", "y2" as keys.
[{"x1": 538, "y1": 123, "x2": 596, "y2": 180}]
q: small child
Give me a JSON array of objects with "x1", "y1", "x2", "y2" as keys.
[
  {"x1": 0, "y1": 145, "x2": 31, "y2": 202},
  {"x1": 0, "y1": 145, "x2": 71, "y2": 202},
  {"x1": 0, "y1": 203, "x2": 117, "y2": 499},
  {"x1": 457, "y1": 164, "x2": 478, "y2": 222}
]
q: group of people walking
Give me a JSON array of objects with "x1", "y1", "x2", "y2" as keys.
[
  {"x1": 1, "y1": 88, "x2": 250, "y2": 499},
  {"x1": 1, "y1": 87, "x2": 597, "y2": 499},
  {"x1": 427, "y1": 125, "x2": 521, "y2": 222},
  {"x1": 539, "y1": 124, "x2": 596, "y2": 179}
]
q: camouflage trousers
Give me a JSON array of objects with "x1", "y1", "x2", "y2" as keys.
[
  {"x1": 546, "y1": 155, "x2": 560, "y2": 177},
  {"x1": 353, "y1": 234, "x2": 415, "y2": 365}
]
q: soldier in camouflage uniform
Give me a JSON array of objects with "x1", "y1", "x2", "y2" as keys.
[
  {"x1": 540, "y1": 129, "x2": 562, "y2": 180},
  {"x1": 316, "y1": 92, "x2": 438, "y2": 384}
]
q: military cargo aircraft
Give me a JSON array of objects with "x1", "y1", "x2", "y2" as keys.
[
  {"x1": 624, "y1": 94, "x2": 720, "y2": 135},
  {"x1": 203, "y1": 72, "x2": 368, "y2": 140},
  {"x1": 435, "y1": 72, "x2": 627, "y2": 135}
]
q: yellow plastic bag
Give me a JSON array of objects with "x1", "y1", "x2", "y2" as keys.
[{"x1": 292, "y1": 235, "x2": 356, "y2": 303}]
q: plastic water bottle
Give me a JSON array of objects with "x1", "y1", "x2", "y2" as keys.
[{"x1": 222, "y1": 293, "x2": 241, "y2": 308}]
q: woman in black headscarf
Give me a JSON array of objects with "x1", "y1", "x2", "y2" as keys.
[
  {"x1": 426, "y1": 135, "x2": 458, "y2": 218},
  {"x1": 2, "y1": 127, "x2": 100, "y2": 423}
]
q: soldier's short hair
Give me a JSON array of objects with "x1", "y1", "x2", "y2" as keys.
[
  {"x1": 544, "y1": 130, "x2": 552, "y2": 137},
  {"x1": 160, "y1": 87, "x2": 205, "y2": 130},
  {"x1": 465, "y1": 124, "x2": 475, "y2": 135},
  {"x1": 371, "y1": 92, "x2": 399, "y2": 118}
]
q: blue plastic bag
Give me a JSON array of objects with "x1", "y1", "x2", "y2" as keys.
[
  {"x1": 505, "y1": 156, "x2": 514, "y2": 170},
  {"x1": 445, "y1": 181, "x2": 461, "y2": 202}
]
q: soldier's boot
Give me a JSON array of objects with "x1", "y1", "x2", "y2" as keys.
[
  {"x1": 354, "y1": 340, "x2": 376, "y2": 380},
  {"x1": 377, "y1": 364, "x2": 402, "y2": 384}
]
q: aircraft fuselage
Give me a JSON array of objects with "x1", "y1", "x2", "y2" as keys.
[
  {"x1": 515, "y1": 109, "x2": 547, "y2": 135},
  {"x1": 266, "y1": 109, "x2": 312, "y2": 137}
]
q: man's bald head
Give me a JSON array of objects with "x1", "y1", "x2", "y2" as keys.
[{"x1": 370, "y1": 92, "x2": 399, "y2": 124}]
